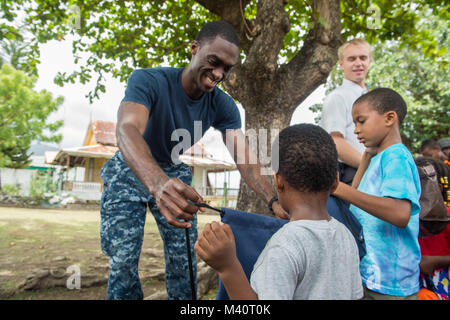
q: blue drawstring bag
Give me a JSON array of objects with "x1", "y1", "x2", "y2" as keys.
[{"x1": 216, "y1": 195, "x2": 365, "y2": 300}]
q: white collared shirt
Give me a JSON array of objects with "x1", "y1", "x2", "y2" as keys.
[{"x1": 320, "y1": 79, "x2": 367, "y2": 157}]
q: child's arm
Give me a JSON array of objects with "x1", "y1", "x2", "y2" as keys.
[
  {"x1": 352, "y1": 149, "x2": 377, "y2": 188},
  {"x1": 420, "y1": 255, "x2": 450, "y2": 274},
  {"x1": 333, "y1": 182, "x2": 412, "y2": 228},
  {"x1": 194, "y1": 222, "x2": 258, "y2": 300}
]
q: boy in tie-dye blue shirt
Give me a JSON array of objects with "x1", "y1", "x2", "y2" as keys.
[
  {"x1": 351, "y1": 144, "x2": 421, "y2": 296},
  {"x1": 333, "y1": 88, "x2": 421, "y2": 299}
]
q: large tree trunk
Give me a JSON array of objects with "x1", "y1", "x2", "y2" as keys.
[
  {"x1": 199, "y1": 0, "x2": 342, "y2": 214},
  {"x1": 235, "y1": 104, "x2": 291, "y2": 215}
]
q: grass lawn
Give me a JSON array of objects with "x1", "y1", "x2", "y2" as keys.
[{"x1": 0, "y1": 206, "x2": 220, "y2": 300}]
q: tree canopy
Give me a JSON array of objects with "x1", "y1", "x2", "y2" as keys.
[
  {"x1": 1, "y1": 0, "x2": 448, "y2": 212},
  {"x1": 0, "y1": 37, "x2": 35, "y2": 75},
  {"x1": 1, "y1": 1, "x2": 448, "y2": 102},
  {"x1": 318, "y1": 7, "x2": 449, "y2": 153},
  {"x1": 0, "y1": 64, "x2": 63, "y2": 168}
]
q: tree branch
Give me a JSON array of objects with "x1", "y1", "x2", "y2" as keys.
[
  {"x1": 194, "y1": 0, "x2": 254, "y2": 54},
  {"x1": 242, "y1": 0, "x2": 290, "y2": 78},
  {"x1": 223, "y1": 0, "x2": 291, "y2": 106},
  {"x1": 194, "y1": 0, "x2": 224, "y2": 16},
  {"x1": 278, "y1": 0, "x2": 342, "y2": 108}
]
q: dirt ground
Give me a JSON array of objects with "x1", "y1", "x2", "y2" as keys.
[{"x1": 0, "y1": 206, "x2": 221, "y2": 300}]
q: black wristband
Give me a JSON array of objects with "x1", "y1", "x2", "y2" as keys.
[{"x1": 268, "y1": 196, "x2": 278, "y2": 213}]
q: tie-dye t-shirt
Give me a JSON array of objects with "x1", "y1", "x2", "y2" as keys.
[{"x1": 350, "y1": 143, "x2": 421, "y2": 296}]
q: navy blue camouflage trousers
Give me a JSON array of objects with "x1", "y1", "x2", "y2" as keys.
[{"x1": 100, "y1": 151, "x2": 197, "y2": 300}]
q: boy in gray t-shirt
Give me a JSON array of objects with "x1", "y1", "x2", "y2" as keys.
[
  {"x1": 250, "y1": 218, "x2": 362, "y2": 299},
  {"x1": 195, "y1": 124, "x2": 363, "y2": 300}
]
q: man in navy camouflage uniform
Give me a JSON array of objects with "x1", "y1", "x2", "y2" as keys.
[{"x1": 100, "y1": 21, "x2": 288, "y2": 300}]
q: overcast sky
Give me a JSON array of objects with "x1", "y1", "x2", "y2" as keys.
[{"x1": 34, "y1": 36, "x2": 325, "y2": 163}]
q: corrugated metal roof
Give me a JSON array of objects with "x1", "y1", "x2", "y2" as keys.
[
  {"x1": 179, "y1": 155, "x2": 236, "y2": 170},
  {"x1": 46, "y1": 145, "x2": 119, "y2": 166},
  {"x1": 46, "y1": 132, "x2": 235, "y2": 170},
  {"x1": 92, "y1": 120, "x2": 117, "y2": 146},
  {"x1": 184, "y1": 142, "x2": 213, "y2": 158}
]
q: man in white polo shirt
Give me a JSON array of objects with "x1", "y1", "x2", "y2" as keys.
[{"x1": 320, "y1": 39, "x2": 372, "y2": 184}]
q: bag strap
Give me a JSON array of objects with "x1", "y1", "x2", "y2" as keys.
[
  {"x1": 334, "y1": 197, "x2": 364, "y2": 243},
  {"x1": 184, "y1": 227, "x2": 196, "y2": 300}
]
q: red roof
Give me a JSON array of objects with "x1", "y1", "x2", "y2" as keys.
[
  {"x1": 184, "y1": 142, "x2": 212, "y2": 158},
  {"x1": 92, "y1": 121, "x2": 116, "y2": 146}
]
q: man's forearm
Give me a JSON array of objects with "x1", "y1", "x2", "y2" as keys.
[
  {"x1": 224, "y1": 130, "x2": 276, "y2": 204},
  {"x1": 116, "y1": 122, "x2": 168, "y2": 195},
  {"x1": 331, "y1": 134, "x2": 362, "y2": 169},
  {"x1": 236, "y1": 163, "x2": 275, "y2": 204}
]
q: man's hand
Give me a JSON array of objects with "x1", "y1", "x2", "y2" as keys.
[
  {"x1": 364, "y1": 147, "x2": 378, "y2": 157},
  {"x1": 195, "y1": 221, "x2": 238, "y2": 273},
  {"x1": 154, "y1": 177, "x2": 205, "y2": 229},
  {"x1": 272, "y1": 201, "x2": 290, "y2": 220}
]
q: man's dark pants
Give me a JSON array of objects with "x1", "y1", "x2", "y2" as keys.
[{"x1": 100, "y1": 151, "x2": 197, "y2": 300}]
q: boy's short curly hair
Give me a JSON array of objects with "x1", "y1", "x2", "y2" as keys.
[
  {"x1": 272, "y1": 124, "x2": 338, "y2": 193},
  {"x1": 354, "y1": 88, "x2": 407, "y2": 124}
]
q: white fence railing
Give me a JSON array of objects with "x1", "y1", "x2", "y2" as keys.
[
  {"x1": 71, "y1": 182, "x2": 102, "y2": 193},
  {"x1": 61, "y1": 183, "x2": 239, "y2": 203},
  {"x1": 61, "y1": 181, "x2": 102, "y2": 200},
  {"x1": 197, "y1": 187, "x2": 239, "y2": 197}
]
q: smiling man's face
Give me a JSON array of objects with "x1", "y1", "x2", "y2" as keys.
[
  {"x1": 339, "y1": 44, "x2": 372, "y2": 88},
  {"x1": 188, "y1": 36, "x2": 240, "y2": 96}
]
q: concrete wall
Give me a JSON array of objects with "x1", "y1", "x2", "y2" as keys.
[
  {"x1": 0, "y1": 167, "x2": 83, "y2": 196},
  {"x1": 0, "y1": 168, "x2": 36, "y2": 196}
]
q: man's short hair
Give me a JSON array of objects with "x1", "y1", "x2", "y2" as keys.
[
  {"x1": 420, "y1": 139, "x2": 440, "y2": 153},
  {"x1": 438, "y1": 138, "x2": 450, "y2": 150},
  {"x1": 354, "y1": 88, "x2": 407, "y2": 125},
  {"x1": 195, "y1": 20, "x2": 240, "y2": 47},
  {"x1": 338, "y1": 38, "x2": 371, "y2": 61},
  {"x1": 272, "y1": 124, "x2": 338, "y2": 193}
]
